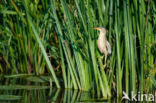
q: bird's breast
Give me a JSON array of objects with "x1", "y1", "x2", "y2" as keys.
[{"x1": 97, "y1": 35, "x2": 107, "y2": 54}]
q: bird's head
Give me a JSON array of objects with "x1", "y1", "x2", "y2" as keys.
[{"x1": 93, "y1": 27, "x2": 107, "y2": 34}]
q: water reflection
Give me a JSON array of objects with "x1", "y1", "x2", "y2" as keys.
[
  {"x1": 0, "y1": 86, "x2": 118, "y2": 103},
  {"x1": 0, "y1": 75, "x2": 118, "y2": 103}
]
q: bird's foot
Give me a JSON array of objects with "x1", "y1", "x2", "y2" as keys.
[
  {"x1": 98, "y1": 55, "x2": 104, "y2": 60},
  {"x1": 103, "y1": 64, "x2": 107, "y2": 69}
]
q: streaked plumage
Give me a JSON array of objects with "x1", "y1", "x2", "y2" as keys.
[{"x1": 93, "y1": 27, "x2": 111, "y2": 65}]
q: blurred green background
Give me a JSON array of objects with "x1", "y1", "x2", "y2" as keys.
[{"x1": 0, "y1": 0, "x2": 156, "y2": 99}]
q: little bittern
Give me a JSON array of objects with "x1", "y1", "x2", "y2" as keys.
[{"x1": 93, "y1": 27, "x2": 111, "y2": 66}]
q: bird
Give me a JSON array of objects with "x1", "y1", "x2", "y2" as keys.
[{"x1": 93, "y1": 27, "x2": 111, "y2": 67}]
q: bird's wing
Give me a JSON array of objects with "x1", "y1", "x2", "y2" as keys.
[{"x1": 106, "y1": 41, "x2": 111, "y2": 54}]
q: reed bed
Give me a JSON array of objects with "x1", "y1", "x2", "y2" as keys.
[{"x1": 0, "y1": 0, "x2": 156, "y2": 98}]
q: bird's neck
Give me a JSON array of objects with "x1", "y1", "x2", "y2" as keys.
[{"x1": 99, "y1": 32, "x2": 107, "y2": 39}]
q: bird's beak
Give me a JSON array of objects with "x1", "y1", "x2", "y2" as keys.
[{"x1": 93, "y1": 27, "x2": 100, "y2": 30}]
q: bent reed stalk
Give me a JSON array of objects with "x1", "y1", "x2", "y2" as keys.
[{"x1": 0, "y1": 0, "x2": 155, "y2": 98}]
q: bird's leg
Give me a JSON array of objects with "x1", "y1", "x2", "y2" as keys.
[
  {"x1": 105, "y1": 55, "x2": 107, "y2": 64},
  {"x1": 103, "y1": 54, "x2": 107, "y2": 69}
]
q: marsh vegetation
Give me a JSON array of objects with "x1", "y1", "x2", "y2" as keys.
[{"x1": 0, "y1": 0, "x2": 156, "y2": 102}]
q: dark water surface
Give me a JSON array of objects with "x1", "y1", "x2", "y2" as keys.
[
  {"x1": 0, "y1": 86, "x2": 116, "y2": 103},
  {"x1": 0, "y1": 75, "x2": 118, "y2": 103}
]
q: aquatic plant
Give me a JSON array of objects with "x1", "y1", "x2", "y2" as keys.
[{"x1": 0, "y1": 0, "x2": 155, "y2": 98}]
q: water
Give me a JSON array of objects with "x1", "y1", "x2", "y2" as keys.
[
  {"x1": 0, "y1": 86, "x2": 114, "y2": 103},
  {"x1": 0, "y1": 75, "x2": 116, "y2": 103}
]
